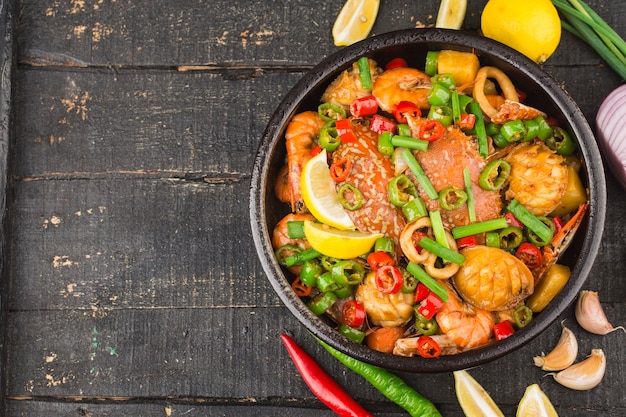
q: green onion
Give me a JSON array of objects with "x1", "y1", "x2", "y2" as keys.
[
  {"x1": 406, "y1": 262, "x2": 448, "y2": 302},
  {"x1": 451, "y1": 217, "x2": 509, "y2": 239},
  {"x1": 507, "y1": 199, "x2": 555, "y2": 244},
  {"x1": 357, "y1": 57, "x2": 373, "y2": 90},
  {"x1": 429, "y1": 210, "x2": 449, "y2": 249},
  {"x1": 400, "y1": 148, "x2": 438, "y2": 200},
  {"x1": 468, "y1": 102, "x2": 489, "y2": 158},
  {"x1": 391, "y1": 135, "x2": 429, "y2": 151},
  {"x1": 463, "y1": 167, "x2": 476, "y2": 222},
  {"x1": 417, "y1": 237, "x2": 465, "y2": 265},
  {"x1": 452, "y1": 89, "x2": 461, "y2": 123}
]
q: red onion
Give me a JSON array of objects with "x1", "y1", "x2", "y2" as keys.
[{"x1": 596, "y1": 84, "x2": 626, "y2": 190}]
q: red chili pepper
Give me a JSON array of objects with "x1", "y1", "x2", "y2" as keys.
[
  {"x1": 412, "y1": 230, "x2": 428, "y2": 254},
  {"x1": 414, "y1": 282, "x2": 430, "y2": 303},
  {"x1": 370, "y1": 114, "x2": 397, "y2": 135},
  {"x1": 418, "y1": 119, "x2": 444, "y2": 142},
  {"x1": 456, "y1": 235, "x2": 478, "y2": 250},
  {"x1": 367, "y1": 251, "x2": 395, "y2": 271},
  {"x1": 375, "y1": 265, "x2": 404, "y2": 294},
  {"x1": 417, "y1": 291, "x2": 444, "y2": 320},
  {"x1": 350, "y1": 96, "x2": 378, "y2": 117},
  {"x1": 553, "y1": 215, "x2": 564, "y2": 235},
  {"x1": 515, "y1": 242, "x2": 543, "y2": 269},
  {"x1": 385, "y1": 57, "x2": 408, "y2": 70},
  {"x1": 336, "y1": 119, "x2": 358, "y2": 143},
  {"x1": 341, "y1": 300, "x2": 366, "y2": 328},
  {"x1": 416, "y1": 335, "x2": 441, "y2": 358},
  {"x1": 310, "y1": 145, "x2": 323, "y2": 157},
  {"x1": 292, "y1": 277, "x2": 312, "y2": 297},
  {"x1": 330, "y1": 158, "x2": 353, "y2": 182},
  {"x1": 493, "y1": 320, "x2": 516, "y2": 341},
  {"x1": 392, "y1": 101, "x2": 422, "y2": 124},
  {"x1": 505, "y1": 211, "x2": 524, "y2": 229},
  {"x1": 280, "y1": 334, "x2": 374, "y2": 417},
  {"x1": 458, "y1": 113, "x2": 476, "y2": 130}
]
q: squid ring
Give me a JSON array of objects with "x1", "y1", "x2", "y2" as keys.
[
  {"x1": 423, "y1": 231, "x2": 460, "y2": 279},
  {"x1": 400, "y1": 217, "x2": 432, "y2": 263},
  {"x1": 472, "y1": 66, "x2": 519, "y2": 119}
]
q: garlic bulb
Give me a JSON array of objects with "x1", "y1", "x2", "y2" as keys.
[
  {"x1": 551, "y1": 349, "x2": 606, "y2": 390},
  {"x1": 575, "y1": 290, "x2": 625, "y2": 335},
  {"x1": 533, "y1": 322, "x2": 578, "y2": 371}
]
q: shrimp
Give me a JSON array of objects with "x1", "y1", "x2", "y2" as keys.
[
  {"x1": 272, "y1": 213, "x2": 316, "y2": 274},
  {"x1": 436, "y1": 282, "x2": 495, "y2": 349},
  {"x1": 274, "y1": 164, "x2": 291, "y2": 204},
  {"x1": 285, "y1": 111, "x2": 326, "y2": 212},
  {"x1": 321, "y1": 59, "x2": 382, "y2": 108},
  {"x1": 372, "y1": 67, "x2": 432, "y2": 113},
  {"x1": 504, "y1": 141, "x2": 569, "y2": 216}
]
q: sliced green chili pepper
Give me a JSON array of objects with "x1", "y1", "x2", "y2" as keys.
[
  {"x1": 415, "y1": 312, "x2": 439, "y2": 336},
  {"x1": 431, "y1": 73, "x2": 456, "y2": 89},
  {"x1": 492, "y1": 132, "x2": 509, "y2": 148},
  {"x1": 287, "y1": 220, "x2": 305, "y2": 239},
  {"x1": 452, "y1": 217, "x2": 509, "y2": 239},
  {"x1": 425, "y1": 51, "x2": 439, "y2": 76},
  {"x1": 501, "y1": 120, "x2": 527, "y2": 142},
  {"x1": 525, "y1": 216, "x2": 555, "y2": 247},
  {"x1": 319, "y1": 120, "x2": 340, "y2": 151},
  {"x1": 499, "y1": 226, "x2": 524, "y2": 251},
  {"x1": 275, "y1": 244, "x2": 301, "y2": 267},
  {"x1": 402, "y1": 196, "x2": 428, "y2": 222},
  {"x1": 486, "y1": 122, "x2": 501, "y2": 136},
  {"x1": 485, "y1": 231, "x2": 500, "y2": 248},
  {"x1": 337, "y1": 323, "x2": 365, "y2": 343},
  {"x1": 427, "y1": 105, "x2": 453, "y2": 126},
  {"x1": 388, "y1": 174, "x2": 418, "y2": 207},
  {"x1": 318, "y1": 102, "x2": 346, "y2": 122},
  {"x1": 357, "y1": 56, "x2": 373, "y2": 90},
  {"x1": 513, "y1": 305, "x2": 533, "y2": 329},
  {"x1": 334, "y1": 285, "x2": 353, "y2": 299},
  {"x1": 429, "y1": 210, "x2": 450, "y2": 249},
  {"x1": 378, "y1": 131, "x2": 394, "y2": 155},
  {"x1": 523, "y1": 119, "x2": 540, "y2": 142},
  {"x1": 457, "y1": 94, "x2": 473, "y2": 113},
  {"x1": 374, "y1": 237, "x2": 395, "y2": 254},
  {"x1": 391, "y1": 135, "x2": 429, "y2": 151},
  {"x1": 300, "y1": 259, "x2": 323, "y2": 287},
  {"x1": 338, "y1": 183, "x2": 364, "y2": 210},
  {"x1": 468, "y1": 102, "x2": 488, "y2": 158},
  {"x1": 401, "y1": 273, "x2": 419, "y2": 293},
  {"x1": 546, "y1": 127, "x2": 576, "y2": 156},
  {"x1": 507, "y1": 199, "x2": 555, "y2": 245},
  {"x1": 438, "y1": 186, "x2": 468, "y2": 210},
  {"x1": 331, "y1": 260, "x2": 366, "y2": 286},
  {"x1": 308, "y1": 291, "x2": 337, "y2": 315},
  {"x1": 320, "y1": 255, "x2": 340, "y2": 271},
  {"x1": 285, "y1": 248, "x2": 322, "y2": 267},
  {"x1": 463, "y1": 167, "x2": 476, "y2": 223},
  {"x1": 478, "y1": 159, "x2": 511, "y2": 191},
  {"x1": 317, "y1": 271, "x2": 340, "y2": 293},
  {"x1": 534, "y1": 115, "x2": 553, "y2": 140},
  {"x1": 427, "y1": 83, "x2": 452, "y2": 106},
  {"x1": 417, "y1": 237, "x2": 465, "y2": 265},
  {"x1": 397, "y1": 123, "x2": 411, "y2": 137}
]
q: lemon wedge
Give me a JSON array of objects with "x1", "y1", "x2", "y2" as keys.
[
  {"x1": 303, "y1": 221, "x2": 383, "y2": 259},
  {"x1": 516, "y1": 384, "x2": 559, "y2": 417},
  {"x1": 454, "y1": 370, "x2": 505, "y2": 417},
  {"x1": 301, "y1": 150, "x2": 355, "y2": 230},
  {"x1": 332, "y1": 0, "x2": 380, "y2": 47},
  {"x1": 435, "y1": 0, "x2": 467, "y2": 30}
]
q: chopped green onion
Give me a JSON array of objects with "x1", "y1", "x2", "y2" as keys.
[
  {"x1": 400, "y1": 148, "x2": 438, "y2": 200},
  {"x1": 417, "y1": 237, "x2": 465, "y2": 265},
  {"x1": 451, "y1": 217, "x2": 509, "y2": 239},
  {"x1": 429, "y1": 210, "x2": 449, "y2": 249},
  {"x1": 452, "y1": 89, "x2": 461, "y2": 123},
  {"x1": 464, "y1": 167, "x2": 476, "y2": 222},
  {"x1": 468, "y1": 102, "x2": 489, "y2": 158},
  {"x1": 391, "y1": 135, "x2": 429, "y2": 151},
  {"x1": 357, "y1": 57, "x2": 373, "y2": 90},
  {"x1": 406, "y1": 262, "x2": 448, "y2": 302},
  {"x1": 507, "y1": 199, "x2": 555, "y2": 244}
]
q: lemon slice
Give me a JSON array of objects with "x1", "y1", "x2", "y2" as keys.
[
  {"x1": 301, "y1": 150, "x2": 355, "y2": 230},
  {"x1": 304, "y1": 221, "x2": 383, "y2": 259},
  {"x1": 332, "y1": 0, "x2": 380, "y2": 47},
  {"x1": 435, "y1": 0, "x2": 467, "y2": 30},
  {"x1": 454, "y1": 370, "x2": 505, "y2": 417},
  {"x1": 516, "y1": 384, "x2": 559, "y2": 417}
]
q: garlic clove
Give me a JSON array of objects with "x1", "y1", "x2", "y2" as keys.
[
  {"x1": 575, "y1": 290, "x2": 625, "y2": 335},
  {"x1": 533, "y1": 322, "x2": 578, "y2": 371},
  {"x1": 551, "y1": 349, "x2": 606, "y2": 391}
]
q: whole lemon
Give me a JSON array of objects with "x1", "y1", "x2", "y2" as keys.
[{"x1": 481, "y1": 0, "x2": 561, "y2": 63}]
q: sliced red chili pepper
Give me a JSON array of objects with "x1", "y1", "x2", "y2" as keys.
[
  {"x1": 416, "y1": 335, "x2": 441, "y2": 358},
  {"x1": 375, "y1": 265, "x2": 404, "y2": 294},
  {"x1": 505, "y1": 211, "x2": 525, "y2": 229},
  {"x1": 456, "y1": 235, "x2": 478, "y2": 250},
  {"x1": 412, "y1": 230, "x2": 428, "y2": 254},
  {"x1": 292, "y1": 277, "x2": 312, "y2": 297},
  {"x1": 350, "y1": 96, "x2": 378, "y2": 117},
  {"x1": 341, "y1": 300, "x2": 366, "y2": 328},
  {"x1": 493, "y1": 320, "x2": 516, "y2": 341},
  {"x1": 458, "y1": 113, "x2": 476, "y2": 130},
  {"x1": 330, "y1": 158, "x2": 353, "y2": 182},
  {"x1": 417, "y1": 291, "x2": 444, "y2": 320},
  {"x1": 515, "y1": 242, "x2": 543, "y2": 269},
  {"x1": 385, "y1": 57, "x2": 408, "y2": 70},
  {"x1": 414, "y1": 282, "x2": 430, "y2": 303},
  {"x1": 367, "y1": 251, "x2": 395, "y2": 271},
  {"x1": 310, "y1": 145, "x2": 323, "y2": 157},
  {"x1": 553, "y1": 215, "x2": 563, "y2": 235},
  {"x1": 336, "y1": 119, "x2": 357, "y2": 143},
  {"x1": 392, "y1": 101, "x2": 422, "y2": 124},
  {"x1": 370, "y1": 114, "x2": 397, "y2": 135},
  {"x1": 418, "y1": 119, "x2": 444, "y2": 142}
]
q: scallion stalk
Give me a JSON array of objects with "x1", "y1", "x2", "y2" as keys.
[
  {"x1": 391, "y1": 135, "x2": 429, "y2": 151},
  {"x1": 463, "y1": 167, "x2": 476, "y2": 223},
  {"x1": 400, "y1": 148, "x2": 439, "y2": 200},
  {"x1": 451, "y1": 217, "x2": 508, "y2": 239},
  {"x1": 429, "y1": 210, "x2": 449, "y2": 249},
  {"x1": 507, "y1": 200, "x2": 555, "y2": 244},
  {"x1": 357, "y1": 57, "x2": 373, "y2": 90},
  {"x1": 468, "y1": 102, "x2": 489, "y2": 158},
  {"x1": 417, "y1": 237, "x2": 465, "y2": 265},
  {"x1": 406, "y1": 262, "x2": 449, "y2": 302}
]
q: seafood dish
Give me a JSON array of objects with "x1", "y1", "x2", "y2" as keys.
[{"x1": 269, "y1": 47, "x2": 591, "y2": 360}]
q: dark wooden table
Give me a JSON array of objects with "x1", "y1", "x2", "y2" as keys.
[{"x1": 0, "y1": 0, "x2": 624, "y2": 415}]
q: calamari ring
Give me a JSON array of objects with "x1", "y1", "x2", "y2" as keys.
[
  {"x1": 399, "y1": 217, "x2": 432, "y2": 263},
  {"x1": 472, "y1": 66, "x2": 519, "y2": 119},
  {"x1": 423, "y1": 231, "x2": 460, "y2": 279}
]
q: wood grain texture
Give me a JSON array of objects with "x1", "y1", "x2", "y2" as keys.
[{"x1": 2, "y1": 0, "x2": 625, "y2": 415}]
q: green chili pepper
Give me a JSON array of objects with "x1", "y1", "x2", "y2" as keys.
[
  {"x1": 285, "y1": 248, "x2": 321, "y2": 267},
  {"x1": 500, "y1": 120, "x2": 527, "y2": 142},
  {"x1": 425, "y1": 51, "x2": 439, "y2": 76},
  {"x1": 317, "y1": 271, "x2": 340, "y2": 293},
  {"x1": 486, "y1": 122, "x2": 501, "y2": 136},
  {"x1": 402, "y1": 196, "x2": 428, "y2": 222},
  {"x1": 316, "y1": 338, "x2": 443, "y2": 417},
  {"x1": 308, "y1": 291, "x2": 337, "y2": 315},
  {"x1": 334, "y1": 285, "x2": 353, "y2": 299},
  {"x1": 534, "y1": 115, "x2": 553, "y2": 140},
  {"x1": 388, "y1": 174, "x2": 418, "y2": 207},
  {"x1": 546, "y1": 127, "x2": 576, "y2": 156},
  {"x1": 525, "y1": 216, "x2": 555, "y2": 247},
  {"x1": 427, "y1": 83, "x2": 452, "y2": 106},
  {"x1": 513, "y1": 305, "x2": 533, "y2": 329},
  {"x1": 415, "y1": 312, "x2": 439, "y2": 336},
  {"x1": 431, "y1": 73, "x2": 456, "y2": 89},
  {"x1": 275, "y1": 244, "x2": 301, "y2": 266},
  {"x1": 319, "y1": 120, "x2": 340, "y2": 151},
  {"x1": 374, "y1": 237, "x2": 395, "y2": 254},
  {"x1": 357, "y1": 56, "x2": 373, "y2": 90},
  {"x1": 498, "y1": 226, "x2": 524, "y2": 251},
  {"x1": 427, "y1": 105, "x2": 453, "y2": 126},
  {"x1": 318, "y1": 102, "x2": 346, "y2": 122},
  {"x1": 397, "y1": 123, "x2": 411, "y2": 137},
  {"x1": 287, "y1": 220, "x2": 305, "y2": 239},
  {"x1": 338, "y1": 183, "x2": 364, "y2": 210},
  {"x1": 523, "y1": 119, "x2": 540, "y2": 142},
  {"x1": 458, "y1": 94, "x2": 473, "y2": 113},
  {"x1": 468, "y1": 102, "x2": 489, "y2": 158},
  {"x1": 478, "y1": 159, "x2": 511, "y2": 191},
  {"x1": 331, "y1": 260, "x2": 366, "y2": 286},
  {"x1": 378, "y1": 131, "x2": 394, "y2": 155},
  {"x1": 300, "y1": 259, "x2": 323, "y2": 287},
  {"x1": 337, "y1": 323, "x2": 365, "y2": 343},
  {"x1": 492, "y1": 132, "x2": 509, "y2": 148},
  {"x1": 401, "y1": 272, "x2": 419, "y2": 293},
  {"x1": 438, "y1": 186, "x2": 468, "y2": 210},
  {"x1": 485, "y1": 231, "x2": 500, "y2": 248},
  {"x1": 320, "y1": 255, "x2": 340, "y2": 271},
  {"x1": 507, "y1": 199, "x2": 555, "y2": 244}
]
